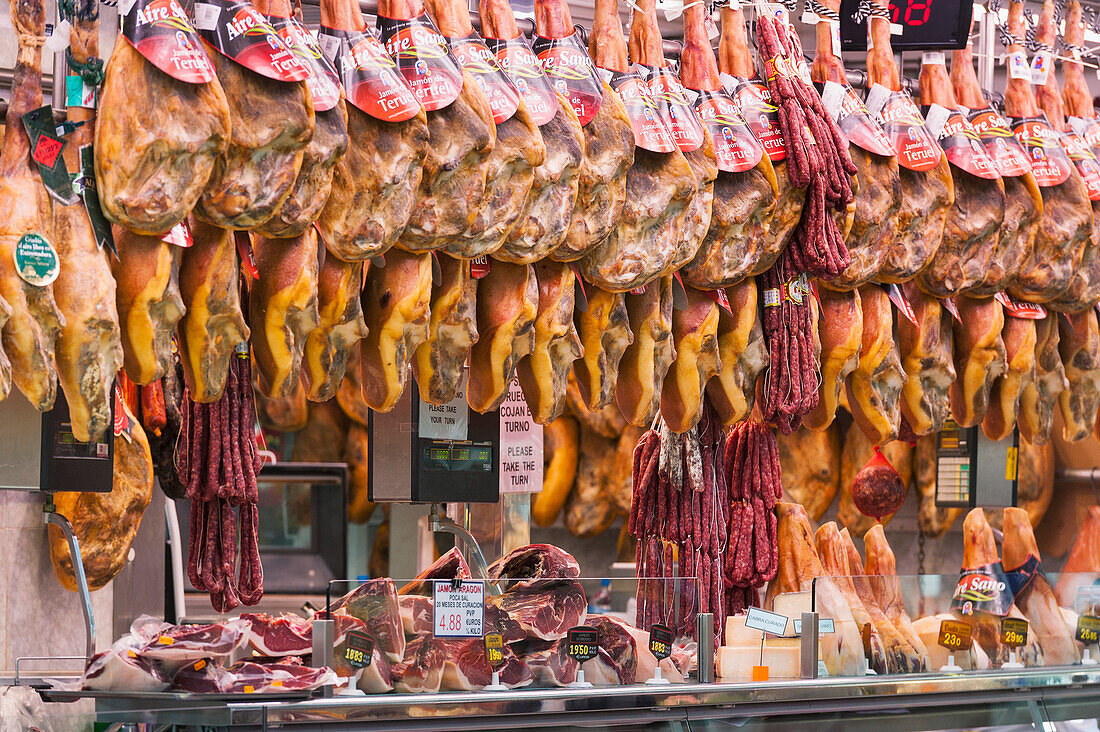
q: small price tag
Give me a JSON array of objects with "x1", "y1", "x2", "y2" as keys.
[
  {"x1": 1008, "y1": 51, "x2": 1030, "y2": 80},
  {"x1": 922, "y1": 51, "x2": 945, "y2": 66},
  {"x1": 649, "y1": 623, "x2": 673, "y2": 660},
  {"x1": 344, "y1": 630, "x2": 374, "y2": 668},
  {"x1": 1000, "y1": 617, "x2": 1028, "y2": 648},
  {"x1": 745, "y1": 606, "x2": 788, "y2": 635},
  {"x1": 433, "y1": 580, "x2": 485, "y2": 637},
  {"x1": 566, "y1": 626, "x2": 600, "y2": 662},
  {"x1": 1031, "y1": 51, "x2": 1053, "y2": 86},
  {"x1": 793, "y1": 617, "x2": 835, "y2": 634},
  {"x1": 484, "y1": 632, "x2": 505, "y2": 669},
  {"x1": 937, "y1": 619, "x2": 973, "y2": 651},
  {"x1": 1076, "y1": 615, "x2": 1100, "y2": 645}
]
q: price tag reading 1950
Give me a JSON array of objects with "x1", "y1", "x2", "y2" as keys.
[
  {"x1": 649, "y1": 623, "x2": 673, "y2": 661},
  {"x1": 937, "y1": 619, "x2": 973, "y2": 652},
  {"x1": 1076, "y1": 615, "x2": 1100, "y2": 645},
  {"x1": 566, "y1": 626, "x2": 600, "y2": 662},
  {"x1": 344, "y1": 630, "x2": 374, "y2": 669},
  {"x1": 484, "y1": 632, "x2": 505, "y2": 668},
  {"x1": 1000, "y1": 617, "x2": 1028, "y2": 648},
  {"x1": 433, "y1": 580, "x2": 485, "y2": 637}
]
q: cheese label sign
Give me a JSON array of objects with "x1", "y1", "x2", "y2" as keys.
[
  {"x1": 952, "y1": 561, "x2": 1013, "y2": 617},
  {"x1": 690, "y1": 89, "x2": 762, "y2": 173},
  {"x1": 1061, "y1": 132, "x2": 1100, "y2": 201},
  {"x1": 648, "y1": 623, "x2": 673, "y2": 660},
  {"x1": 121, "y1": 0, "x2": 215, "y2": 84},
  {"x1": 532, "y1": 31, "x2": 603, "y2": 126},
  {"x1": 725, "y1": 76, "x2": 787, "y2": 162},
  {"x1": 640, "y1": 65, "x2": 705, "y2": 153},
  {"x1": 745, "y1": 606, "x2": 788, "y2": 635},
  {"x1": 604, "y1": 69, "x2": 677, "y2": 153},
  {"x1": 316, "y1": 26, "x2": 421, "y2": 122},
  {"x1": 484, "y1": 34, "x2": 558, "y2": 126},
  {"x1": 447, "y1": 33, "x2": 520, "y2": 124},
  {"x1": 344, "y1": 630, "x2": 374, "y2": 668},
  {"x1": 966, "y1": 106, "x2": 1032, "y2": 178},
  {"x1": 268, "y1": 15, "x2": 341, "y2": 112},
  {"x1": 376, "y1": 11, "x2": 463, "y2": 111},
  {"x1": 566, "y1": 626, "x2": 599, "y2": 662},
  {"x1": 865, "y1": 86, "x2": 942, "y2": 172},
  {"x1": 819, "y1": 80, "x2": 894, "y2": 158},
  {"x1": 1010, "y1": 116, "x2": 1074, "y2": 187},
  {"x1": 13, "y1": 233, "x2": 60, "y2": 287},
  {"x1": 1000, "y1": 617, "x2": 1028, "y2": 648},
  {"x1": 1076, "y1": 615, "x2": 1100, "y2": 645},
  {"x1": 192, "y1": 0, "x2": 309, "y2": 82},
  {"x1": 937, "y1": 619, "x2": 973, "y2": 651},
  {"x1": 922, "y1": 103, "x2": 999, "y2": 180}
]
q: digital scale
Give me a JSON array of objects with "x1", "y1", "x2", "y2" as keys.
[{"x1": 934, "y1": 421, "x2": 1019, "y2": 508}]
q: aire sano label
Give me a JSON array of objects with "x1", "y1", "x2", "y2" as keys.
[
  {"x1": 316, "y1": 26, "x2": 421, "y2": 122},
  {"x1": 192, "y1": 0, "x2": 309, "y2": 81},
  {"x1": 639, "y1": 65, "x2": 705, "y2": 153},
  {"x1": 922, "y1": 103, "x2": 999, "y2": 180},
  {"x1": 269, "y1": 15, "x2": 341, "y2": 111},
  {"x1": 122, "y1": 0, "x2": 215, "y2": 84},
  {"x1": 446, "y1": 33, "x2": 520, "y2": 124},
  {"x1": 690, "y1": 88, "x2": 762, "y2": 173},
  {"x1": 952, "y1": 562, "x2": 1013, "y2": 617},
  {"x1": 966, "y1": 105, "x2": 1032, "y2": 178},
  {"x1": 722, "y1": 74, "x2": 787, "y2": 162},
  {"x1": 1011, "y1": 116, "x2": 1074, "y2": 187},
  {"x1": 484, "y1": 34, "x2": 558, "y2": 126},
  {"x1": 602, "y1": 69, "x2": 676, "y2": 153},
  {"x1": 532, "y1": 31, "x2": 603, "y2": 126},
  {"x1": 1062, "y1": 132, "x2": 1100, "y2": 201},
  {"x1": 864, "y1": 84, "x2": 942, "y2": 172},
  {"x1": 377, "y1": 11, "x2": 464, "y2": 111}
]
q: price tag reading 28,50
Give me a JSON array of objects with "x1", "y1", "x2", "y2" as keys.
[
  {"x1": 1000, "y1": 617, "x2": 1028, "y2": 648},
  {"x1": 937, "y1": 619, "x2": 973, "y2": 652},
  {"x1": 566, "y1": 626, "x2": 600, "y2": 662},
  {"x1": 433, "y1": 580, "x2": 485, "y2": 637}
]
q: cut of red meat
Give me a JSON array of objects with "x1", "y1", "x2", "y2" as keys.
[
  {"x1": 330, "y1": 579, "x2": 405, "y2": 661},
  {"x1": 484, "y1": 602, "x2": 528, "y2": 644},
  {"x1": 170, "y1": 659, "x2": 235, "y2": 693},
  {"x1": 438, "y1": 638, "x2": 534, "y2": 690},
  {"x1": 391, "y1": 636, "x2": 446, "y2": 693},
  {"x1": 241, "y1": 613, "x2": 312, "y2": 657},
  {"x1": 81, "y1": 649, "x2": 170, "y2": 692},
  {"x1": 584, "y1": 615, "x2": 684, "y2": 685},
  {"x1": 398, "y1": 595, "x2": 434, "y2": 637},
  {"x1": 513, "y1": 638, "x2": 578, "y2": 686},
  {"x1": 355, "y1": 648, "x2": 395, "y2": 693},
  {"x1": 486, "y1": 581, "x2": 587, "y2": 641},
  {"x1": 399, "y1": 547, "x2": 472, "y2": 595},
  {"x1": 487, "y1": 544, "x2": 581, "y2": 591},
  {"x1": 140, "y1": 618, "x2": 250, "y2": 672},
  {"x1": 227, "y1": 661, "x2": 337, "y2": 692}
]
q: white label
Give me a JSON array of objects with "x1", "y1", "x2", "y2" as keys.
[
  {"x1": 889, "y1": 22, "x2": 903, "y2": 35},
  {"x1": 864, "y1": 82, "x2": 891, "y2": 116},
  {"x1": 119, "y1": 0, "x2": 138, "y2": 17},
  {"x1": 792, "y1": 617, "x2": 836, "y2": 634},
  {"x1": 433, "y1": 580, "x2": 485, "y2": 637},
  {"x1": 316, "y1": 32, "x2": 340, "y2": 63},
  {"x1": 1031, "y1": 51, "x2": 1053, "y2": 85},
  {"x1": 1069, "y1": 116, "x2": 1091, "y2": 137},
  {"x1": 498, "y1": 377, "x2": 543, "y2": 494},
  {"x1": 45, "y1": 20, "x2": 70, "y2": 52},
  {"x1": 922, "y1": 51, "x2": 945, "y2": 66},
  {"x1": 418, "y1": 383, "x2": 469, "y2": 442},
  {"x1": 923, "y1": 102, "x2": 951, "y2": 138},
  {"x1": 704, "y1": 11, "x2": 719, "y2": 39},
  {"x1": 821, "y1": 80, "x2": 846, "y2": 122},
  {"x1": 832, "y1": 23, "x2": 841, "y2": 54},
  {"x1": 762, "y1": 287, "x2": 781, "y2": 307},
  {"x1": 800, "y1": 9, "x2": 818, "y2": 24},
  {"x1": 1008, "y1": 51, "x2": 1030, "y2": 80},
  {"x1": 719, "y1": 72, "x2": 739, "y2": 94},
  {"x1": 745, "y1": 607, "x2": 788, "y2": 635},
  {"x1": 192, "y1": 2, "x2": 220, "y2": 31}
]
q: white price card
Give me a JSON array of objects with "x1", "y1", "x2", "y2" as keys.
[
  {"x1": 792, "y1": 617, "x2": 835, "y2": 634},
  {"x1": 433, "y1": 580, "x2": 485, "y2": 637},
  {"x1": 745, "y1": 606, "x2": 788, "y2": 635},
  {"x1": 498, "y1": 378, "x2": 543, "y2": 494}
]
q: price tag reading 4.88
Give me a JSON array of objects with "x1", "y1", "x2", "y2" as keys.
[
  {"x1": 566, "y1": 626, "x2": 600, "y2": 662},
  {"x1": 937, "y1": 619, "x2": 973, "y2": 652},
  {"x1": 1076, "y1": 615, "x2": 1100, "y2": 645},
  {"x1": 433, "y1": 580, "x2": 485, "y2": 638},
  {"x1": 1000, "y1": 617, "x2": 1028, "y2": 648}
]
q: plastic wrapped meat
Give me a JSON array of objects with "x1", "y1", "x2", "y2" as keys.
[
  {"x1": 439, "y1": 638, "x2": 535, "y2": 690},
  {"x1": 330, "y1": 578, "x2": 405, "y2": 661},
  {"x1": 583, "y1": 615, "x2": 684, "y2": 685},
  {"x1": 81, "y1": 649, "x2": 169, "y2": 692},
  {"x1": 241, "y1": 613, "x2": 312, "y2": 657},
  {"x1": 139, "y1": 618, "x2": 250, "y2": 672},
  {"x1": 514, "y1": 638, "x2": 578, "y2": 686}
]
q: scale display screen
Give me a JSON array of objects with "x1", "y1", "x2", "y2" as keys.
[
  {"x1": 422, "y1": 441, "x2": 493, "y2": 473},
  {"x1": 840, "y1": 0, "x2": 972, "y2": 51}
]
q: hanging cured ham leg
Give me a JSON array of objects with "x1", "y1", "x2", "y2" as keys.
[
  {"x1": 863, "y1": 525, "x2": 931, "y2": 669},
  {"x1": 660, "y1": 287, "x2": 720, "y2": 434},
  {"x1": 1005, "y1": 0, "x2": 1092, "y2": 302},
  {"x1": 982, "y1": 317, "x2": 1036, "y2": 441},
  {"x1": 466, "y1": 262, "x2": 537, "y2": 413},
  {"x1": 1018, "y1": 314, "x2": 1067, "y2": 444},
  {"x1": 302, "y1": 255, "x2": 367, "y2": 402},
  {"x1": 1057, "y1": 310, "x2": 1100, "y2": 441},
  {"x1": 805, "y1": 287, "x2": 861, "y2": 431},
  {"x1": 706, "y1": 279, "x2": 767, "y2": 427},
  {"x1": 616, "y1": 278, "x2": 675, "y2": 427},
  {"x1": 845, "y1": 286, "x2": 904, "y2": 444},
  {"x1": 949, "y1": 296, "x2": 1006, "y2": 428},
  {"x1": 897, "y1": 282, "x2": 955, "y2": 436},
  {"x1": 517, "y1": 262, "x2": 581, "y2": 424},
  {"x1": 1055, "y1": 506, "x2": 1100, "y2": 606},
  {"x1": 573, "y1": 288, "x2": 632, "y2": 411},
  {"x1": 0, "y1": 0, "x2": 63, "y2": 411},
  {"x1": 315, "y1": 0, "x2": 428, "y2": 260},
  {"x1": 52, "y1": 0, "x2": 122, "y2": 441},
  {"x1": 413, "y1": 257, "x2": 478, "y2": 405}
]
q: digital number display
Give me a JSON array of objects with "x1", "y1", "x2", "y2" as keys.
[
  {"x1": 840, "y1": 0, "x2": 972, "y2": 51},
  {"x1": 421, "y1": 441, "x2": 493, "y2": 472},
  {"x1": 889, "y1": 0, "x2": 932, "y2": 27}
]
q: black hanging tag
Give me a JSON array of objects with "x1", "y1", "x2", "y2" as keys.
[{"x1": 21, "y1": 105, "x2": 78, "y2": 205}]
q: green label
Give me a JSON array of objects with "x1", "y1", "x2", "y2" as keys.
[
  {"x1": 20, "y1": 105, "x2": 77, "y2": 205},
  {"x1": 14, "y1": 233, "x2": 60, "y2": 287},
  {"x1": 65, "y1": 75, "x2": 96, "y2": 109},
  {"x1": 77, "y1": 145, "x2": 115, "y2": 255}
]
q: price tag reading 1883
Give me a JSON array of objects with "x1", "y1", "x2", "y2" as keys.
[
  {"x1": 484, "y1": 632, "x2": 505, "y2": 668},
  {"x1": 344, "y1": 630, "x2": 374, "y2": 668},
  {"x1": 566, "y1": 626, "x2": 600, "y2": 662},
  {"x1": 937, "y1": 619, "x2": 973, "y2": 652},
  {"x1": 1076, "y1": 615, "x2": 1100, "y2": 645},
  {"x1": 1000, "y1": 617, "x2": 1028, "y2": 648},
  {"x1": 649, "y1": 623, "x2": 673, "y2": 661}
]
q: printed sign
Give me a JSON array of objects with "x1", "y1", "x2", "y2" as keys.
[
  {"x1": 14, "y1": 232, "x2": 60, "y2": 287},
  {"x1": 792, "y1": 617, "x2": 836, "y2": 634},
  {"x1": 1062, "y1": 132, "x2": 1100, "y2": 201},
  {"x1": 966, "y1": 106, "x2": 1032, "y2": 178},
  {"x1": 447, "y1": 32, "x2": 520, "y2": 124},
  {"x1": 690, "y1": 88, "x2": 762, "y2": 173},
  {"x1": 377, "y1": 10, "x2": 463, "y2": 111},
  {"x1": 1077, "y1": 615, "x2": 1100, "y2": 644},
  {"x1": 344, "y1": 630, "x2": 374, "y2": 668},
  {"x1": 22, "y1": 105, "x2": 77, "y2": 205},
  {"x1": 865, "y1": 85, "x2": 942, "y2": 172},
  {"x1": 745, "y1": 606, "x2": 788, "y2": 635},
  {"x1": 923, "y1": 103, "x2": 999, "y2": 180},
  {"x1": 499, "y1": 377, "x2": 543, "y2": 494},
  {"x1": 433, "y1": 579, "x2": 485, "y2": 637},
  {"x1": 820, "y1": 80, "x2": 894, "y2": 158},
  {"x1": 76, "y1": 145, "x2": 115, "y2": 255},
  {"x1": 566, "y1": 626, "x2": 600, "y2": 662},
  {"x1": 724, "y1": 76, "x2": 787, "y2": 162},
  {"x1": 1011, "y1": 116, "x2": 1074, "y2": 187},
  {"x1": 269, "y1": 15, "x2": 341, "y2": 112},
  {"x1": 937, "y1": 619, "x2": 973, "y2": 651},
  {"x1": 641, "y1": 65, "x2": 705, "y2": 152},
  {"x1": 418, "y1": 383, "x2": 469, "y2": 441},
  {"x1": 532, "y1": 31, "x2": 603, "y2": 126},
  {"x1": 1068, "y1": 116, "x2": 1100, "y2": 149},
  {"x1": 484, "y1": 633, "x2": 505, "y2": 668},
  {"x1": 1000, "y1": 617, "x2": 1028, "y2": 648},
  {"x1": 120, "y1": 0, "x2": 215, "y2": 84},
  {"x1": 605, "y1": 69, "x2": 677, "y2": 153},
  {"x1": 161, "y1": 221, "x2": 193, "y2": 248},
  {"x1": 484, "y1": 34, "x2": 558, "y2": 126},
  {"x1": 952, "y1": 562, "x2": 1014, "y2": 617},
  {"x1": 316, "y1": 26, "x2": 421, "y2": 122},
  {"x1": 192, "y1": 0, "x2": 309, "y2": 82},
  {"x1": 994, "y1": 293, "x2": 1047, "y2": 321},
  {"x1": 649, "y1": 624, "x2": 673, "y2": 660}
]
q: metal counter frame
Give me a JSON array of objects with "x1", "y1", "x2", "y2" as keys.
[{"x1": 41, "y1": 665, "x2": 1100, "y2": 729}]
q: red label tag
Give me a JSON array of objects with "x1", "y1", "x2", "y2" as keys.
[
  {"x1": 376, "y1": 11, "x2": 463, "y2": 112},
  {"x1": 995, "y1": 291, "x2": 1048, "y2": 319},
  {"x1": 234, "y1": 230, "x2": 259, "y2": 280},
  {"x1": 875, "y1": 90, "x2": 942, "y2": 171},
  {"x1": 704, "y1": 287, "x2": 733, "y2": 314},
  {"x1": 270, "y1": 15, "x2": 341, "y2": 112},
  {"x1": 161, "y1": 221, "x2": 193, "y2": 248},
  {"x1": 1011, "y1": 116, "x2": 1074, "y2": 187},
  {"x1": 606, "y1": 69, "x2": 677, "y2": 153},
  {"x1": 470, "y1": 255, "x2": 491, "y2": 279},
  {"x1": 642, "y1": 65, "x2": 705, "y2": 153},
  {"x1": 1062, "y1": 132, "x2": 1100, "y2": 201},
  {"x1": 630, "y1": 283, "x2": 649, "y2": 296},
  {"x1": 484, "y1": 34, "x2": 558, "y2": 127},
  {"x1": 532, "y1": 32, "x2": 603, "y2": 126},
  {"x1": 728, "y1": 78, "x2": 787, "y2": 162},
  {"x1": 691, "y1": 89, "x2": 762, "y2": 172},
  {"x1": 820, "y1": 81, "x2": 894, "y2": 158},
  {"x1": 1069, "y1": 116, "x2": 1100, "y2": 149},
  {"x1": 122, "y1": 0, "x2": 216, "y2": 84},
  {"x1": 192, "y1": 0, "x2": 309, "y2": 82},
  {"x1": 317, "y1": 26, "x2": 421, "y2": 122},
  {"x1": 113, "y1": 383, "x2": 134, "y2": 441},
  {"x1": 926, "y1": 106, "x2": 1000, "y2": 180},
  {"x1": 885, "y1": 283, "x2": 918, "y2": 325},
  {"x1": 941, "y1": 296, "x2": 962, "y2": 322},
  {"x1": 967, "y1": 106, "x2": 1032, "y2": 178},
  {"x1": 32, "y1": 134, "x2": 63, "y2": 168},
  {"x1": 448, "y1": 33, "x2": 520, "y2": 124}
]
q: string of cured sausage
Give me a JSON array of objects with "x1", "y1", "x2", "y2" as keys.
[{"x1": 760, "y1": 252, "x2": 820, "y2": 434}]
